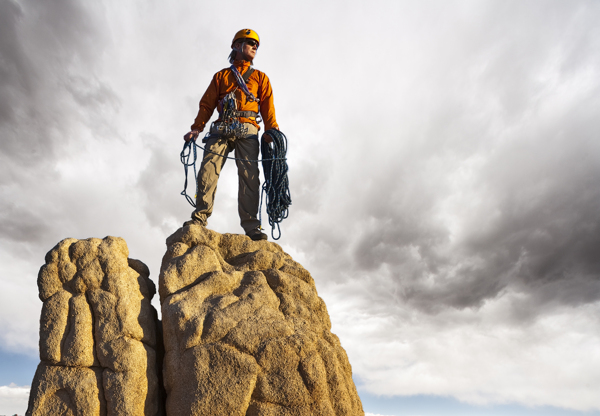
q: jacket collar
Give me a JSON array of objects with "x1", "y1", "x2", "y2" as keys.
[{"x1": 233, "y1": 59, "x2": 252, "y2": 70}]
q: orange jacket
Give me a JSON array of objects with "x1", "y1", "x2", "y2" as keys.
[{"x1": 191, "y1": 60, "x2": 279, "y2": 132}]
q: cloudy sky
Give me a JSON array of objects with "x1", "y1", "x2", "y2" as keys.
[{"x1": 1, "y1": 0, "x2": 600, "y2": 415}]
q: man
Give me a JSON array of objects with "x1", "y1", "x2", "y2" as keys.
[{"x1": 183, "y1": 29, "x2": 279, "y2": 241}]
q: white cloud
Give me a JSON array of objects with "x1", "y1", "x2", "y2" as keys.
[
  {"x1": 366, "y1": 413, "x2": 400, "y2": 416},
  {"x1": 328, "y1": 281, "x2": 600, "y2": 411},
  {"x1": 0, "y1": 384, "x2": 29, "y2": 416}
]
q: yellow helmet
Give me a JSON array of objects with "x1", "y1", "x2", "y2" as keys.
[{"x1": 231, "y1": 29, "x2": 260, "y2": 48}]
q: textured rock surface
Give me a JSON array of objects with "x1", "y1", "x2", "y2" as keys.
[
  {"x1": 27, "y1": 236, "x2": 164, "y2": 416},
  {"x1": 160, "y1": 224, "x2": 364, "y2": 416}
]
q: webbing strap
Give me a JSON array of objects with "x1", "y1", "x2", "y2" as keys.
[
  {"x1": 242, "y1": 67, "x2": 254, "y2": 83},
  {"x1": 234, "y1": 111, "x2": 258, "y2": 118}
]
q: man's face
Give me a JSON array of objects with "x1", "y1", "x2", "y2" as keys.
[{"x1": 237, "y1": 40, "x2": 258, "y2": 61}]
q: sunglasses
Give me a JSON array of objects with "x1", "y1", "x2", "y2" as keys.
[{"x1": 245, "y1": 40, "x2": 259, "y2": 48}]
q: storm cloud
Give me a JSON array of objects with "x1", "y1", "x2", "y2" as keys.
[{"x1": 1, "y1": 0, "x2": 599, "y2": 413}]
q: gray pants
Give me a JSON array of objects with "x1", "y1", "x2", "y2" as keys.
[{"x1": 191, "y1": 123, "x2": 261, "y2": 233}]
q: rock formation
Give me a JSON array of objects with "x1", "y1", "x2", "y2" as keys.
[
  {"x1": 27, "y1": 228, "x2": 364, "y2": 415},
  {"x1": 160, "y1": 224, "x2": 364, "y2": 415},
  {"x1": 27, "y1": 237, "x2": 164, "y2": 416}
]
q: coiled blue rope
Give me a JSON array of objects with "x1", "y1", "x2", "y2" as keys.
[
  {"x1": 180, "y1": 129, "x2": 291, "y2": 239},
  {"x1": 260, "y1": 129, "x2": 291, "y2": 240}
]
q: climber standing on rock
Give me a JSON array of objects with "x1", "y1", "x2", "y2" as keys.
[{"x1": 183, "y1": 29, "x2": 279, "y2": 241}]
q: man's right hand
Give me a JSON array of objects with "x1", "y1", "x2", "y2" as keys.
[{"x1": 184, "y1": 131, "x2": 199, "y2": 142}]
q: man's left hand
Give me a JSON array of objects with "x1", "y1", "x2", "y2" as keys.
[{"x1": 264, "y1": 127, "x2": 280, "y2": 144}]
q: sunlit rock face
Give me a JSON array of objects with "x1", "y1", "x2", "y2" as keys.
[
  {"x1": 160, "y1": 224, "x2": 364, "y2": 416},
  {"x1": 27, "y1": 236, "x2": 164, "y2": 416}
]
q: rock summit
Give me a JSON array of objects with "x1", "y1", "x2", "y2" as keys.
[
  {"x1": 160, "y1": 224, "x2": 364, "y2": 415},
  {"x1": 27, "y1": 226, "x2": 364, "y2": 415}
]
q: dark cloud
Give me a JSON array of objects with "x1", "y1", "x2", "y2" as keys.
[
  {"x1": 0, "y1": 0, "x2": 114, "y2": 163},
  {"x1": 0, "y1": 202, "x2": 53, "y2": 244},
  {"x1": 283, "y1": 0, "x2": 600, "y2": 322},
  {"x1": 340, "y1": 137, "x2": 600, "y2": 317},
  {"x1": 0, "y1": 0, "x2": 120, "y2": 260},
  {"x1": 0, "y1": 0, "x2": 29, "y2": 125}
]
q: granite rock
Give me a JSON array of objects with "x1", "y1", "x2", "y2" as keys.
[
  {"x1": 27, "y1": 237, "x2": 164, "y2": 416},
  {"x1": 160, "y1": 224, "x2": 364, "y2": 416}
]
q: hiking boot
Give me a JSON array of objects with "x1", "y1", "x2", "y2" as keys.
[
  {"x1": 246, "y1": 228, "x2": 267, "y2": 241},
  {"x1": 183, "y1": 219, "x2": 205, "y2": 228}
]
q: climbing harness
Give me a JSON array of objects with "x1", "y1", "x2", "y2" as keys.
[
  {"x1": 200, "y1": 65, "x2": 260, "y2": 142},
  {"x1": 207, "y1": 91, "x2": 249, "y2": 139},
  {"x1": 179, "y1": 129, "x2": 291, "y2": 240}
]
